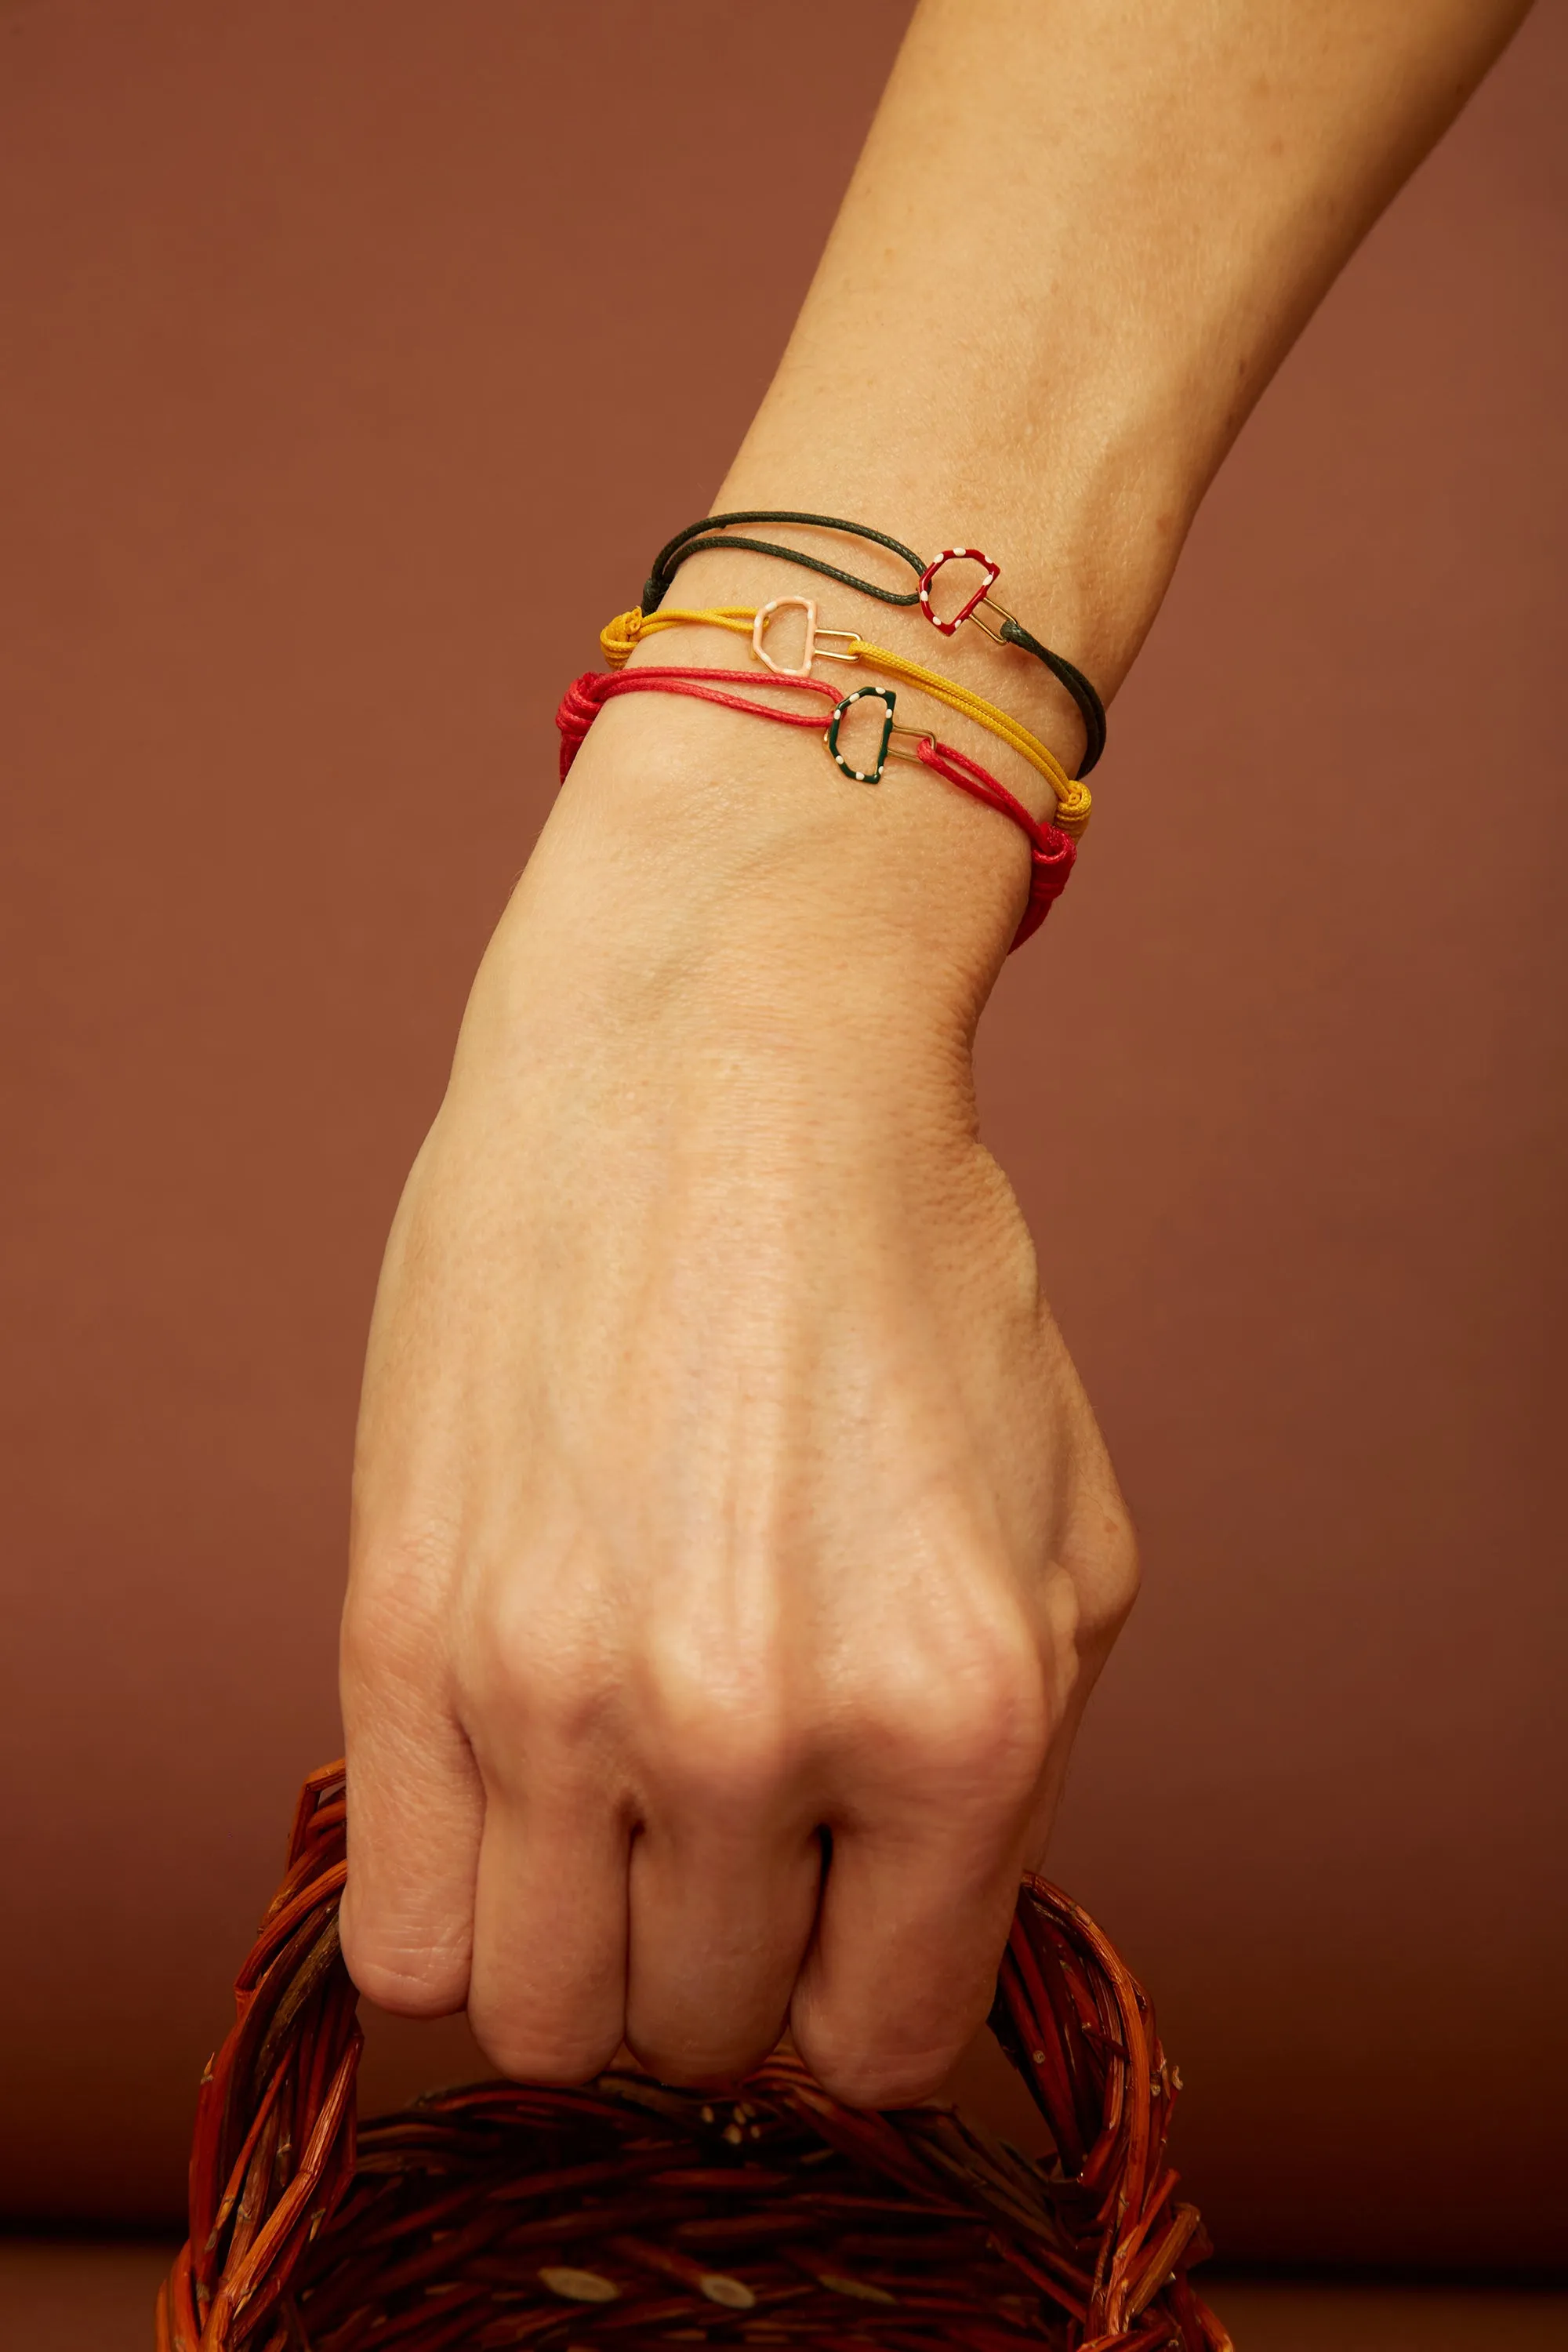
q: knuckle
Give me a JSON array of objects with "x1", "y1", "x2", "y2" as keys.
[
  {"x1": 466, "y1": 2004, "x2": 621, "y2": 2089},
  {"x1": 794, "y1": 2020, "x2": 962, "y2": 2111},
  {"x1": 339, "y1": 1597, "x2": 423, "y2": 1704},
  {"x1": 793, "y1": 1954, "x2": 997, "y2": 2111},
  {"x1": 470, "y1": 1596, "x2": 623, "y2": 1748},
  {"x1": 624, "y1": 2021, "x2": 778, "y2": 2092},
  {"x1": 1068, "y1": 1494, "x2": 1142, "y2": 1641},
  {"x1": 1103, "y1": 1503, "x2": 1142, "y2": 1612},
  {"x1": 638, "y1": 1635, "x2": 800, "y2": 1814},
  {"x1": 339, "y1": 1907, "x2": 470, "y2": 2019},
  {"x1": 852, "y1": 1610, "x2": 1049, "y2": 1802},
  {"x1": 349, "y1": 1508, "x2": 459, "y2": 1597},
  {"x1": 653, "y1": 1700, "x2": 797, "y2": 1814},
  {"x1": 341, "y1": 1525, "x2": 454, "y2": 1690}
]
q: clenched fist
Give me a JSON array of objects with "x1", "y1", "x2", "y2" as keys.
[
  {"x1": 339, "y1": 687, "x2": 1136, "y2": 2106},
  {"x1": 333, "y1": 0, "x2": 1528, "y2": 2116}
]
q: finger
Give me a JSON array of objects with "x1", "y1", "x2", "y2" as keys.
[
  {"x1": 1022, "y1": 1672, "x2": 1098, "y2": 1873},
  {"x1": 339, "y1": 1617, "x2": 482, "y2": 2017},
  {"x1": 1014, "y1": 1548, "x2": 1123, "y2": 1870},
  {"x1": 625, "y1": 1805, "x2": 823, "y2": 2086},
  {"x1": 466, "y1": 1774, "x2": 630, "y2": 2085},
  {"x1": 789, "y1": 1818, "x2": 1028, "y2": 2109}
]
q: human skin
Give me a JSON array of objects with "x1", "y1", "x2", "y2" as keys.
[{"x1": 339, "y1": 0, "x2": 1530, "y2": 2103}]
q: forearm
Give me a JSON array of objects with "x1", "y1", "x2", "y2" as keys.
[
  {"x1": 519, "y1": 0, "x2": 1526, "y2": 1016},
  {"x1": 344, "y1": 0, "x2": 1534, "y2": 2103},
  {"x1": 720, "y1": 0, "x2": 1529, "y2": 710}
]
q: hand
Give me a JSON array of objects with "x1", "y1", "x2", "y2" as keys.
[
  {"x1": 339, "y1": 690, "x2": 1137, "y2": 2104},
  {"x1": 343, "y1": 0, "x2": 1522, "y2": 2111}
]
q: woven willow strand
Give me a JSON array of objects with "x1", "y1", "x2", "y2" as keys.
[{"x1": 160, "y1": 1762, "x2": 1229, "y2": 2352}]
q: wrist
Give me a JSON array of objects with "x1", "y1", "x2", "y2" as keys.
[
  {"x1": 645, "y1": 535, "x2": 1105, "y2": 805},
  {"x1": 488, "y1": 689, "x2": 1022, "y2": 1069}
]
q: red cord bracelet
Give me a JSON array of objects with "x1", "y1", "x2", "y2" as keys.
[{"x1": 555, "y1": 664, "x2": 1076, "y2": 949}]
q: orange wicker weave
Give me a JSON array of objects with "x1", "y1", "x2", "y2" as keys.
[{"x1": 159, "y1": 1762, "x2": 1230, "y2": 2352}]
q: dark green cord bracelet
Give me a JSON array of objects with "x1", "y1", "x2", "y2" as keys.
[{"x1": 641, "y1": 509, "x2": 1106, "y2": 779}]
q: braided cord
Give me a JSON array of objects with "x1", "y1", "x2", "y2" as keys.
[
  {"x1": 850, "y1": 637, "x2": 1088, "y2": 832},
  {"x1": 915, "y1": 735, "x2": 1074, "y2": 947},
  {"x1": 555, "y1": 664, "x2": 1076, "y2": 953},
  {"x1": 997, "y1": 619, "x2": 1106, "y2": 774},
  {"x1": 640, "y1": 509, "x2": 1105, "y2": 779},
  {"x1": 557, "y1": 664, "x2": 838, "y2": 782},
  {"x1": 601, "y1": 606, "x2": 1091, "y2": 836},
  {"x1": 642, "y1": 510, "x2": 926, "y2": 614},
  {"x1": 602, "y1": 606, "x2": 758, "y2": 661}
]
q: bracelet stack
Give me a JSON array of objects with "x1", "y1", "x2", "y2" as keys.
[
  {"x1": 640, "y1": 510, "x2": 1106, "y2": 779},
  {"x1": 554, "y1": 510, "x2": 1105, "y2": 954}
]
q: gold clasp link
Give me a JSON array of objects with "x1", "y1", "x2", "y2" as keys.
[
  {"x1": 884, "y1": 725, "x2": 934, "y2": 767},
  {"x1": 966, "y1": 595, "x2": 1019, "y2": 648}
]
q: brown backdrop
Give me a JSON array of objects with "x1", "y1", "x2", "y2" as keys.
[{"x1": 2, "y1": 0, "x2": 1563, "y2": 2270}]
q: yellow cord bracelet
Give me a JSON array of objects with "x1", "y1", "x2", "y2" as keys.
[{"x1": 599, "y1": 599, "x2": 1091, "y2": 835}]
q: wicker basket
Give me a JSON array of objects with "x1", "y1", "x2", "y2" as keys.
[{"x1": 158, "y1": 1762, "x2": 1230, "y2": 2352}]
